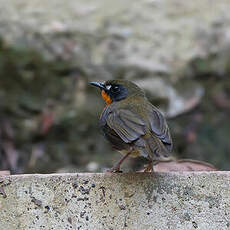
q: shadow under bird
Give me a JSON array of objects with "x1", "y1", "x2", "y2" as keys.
[{"x1": 90, "y1": 79, "x2": 172, "y2": 172}]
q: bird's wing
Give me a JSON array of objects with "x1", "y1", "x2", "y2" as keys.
[
  {"x1": 100, "y1": 107, "x2": 146, "y2": 143},
  {"x1": 100, "y1": 104, "x2": 172, "y2": 152},
  {"x1": 147, "y1": 104, "x2": 173, "y2": 152}
]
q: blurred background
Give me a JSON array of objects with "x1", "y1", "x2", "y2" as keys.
[{"x1": 0, "y1": 0, "x2": 230, "y2": 174}]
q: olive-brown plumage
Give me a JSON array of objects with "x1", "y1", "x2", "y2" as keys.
[{"x1": 90, "y1": 79, "x2": 172, "y2": 172}]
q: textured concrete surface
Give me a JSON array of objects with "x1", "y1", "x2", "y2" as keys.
[{"x1": 0, "y1": 172, "x2": 229, "y2": 230}]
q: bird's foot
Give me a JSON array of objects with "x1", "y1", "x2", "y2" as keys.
[{"x1": 143, "y1": 162, "x2": 154, "y2": 172}]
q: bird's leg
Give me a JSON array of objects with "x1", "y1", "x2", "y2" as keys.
[
  {"x1": 144, "y1": 160, "x2": 159, "y2": 172},
  {"x1": 144, "y1": 160, "x2": 153, "y2": 172},
  {"x1": 107, "y1": 151, "x2": 131, "y2": 173}
]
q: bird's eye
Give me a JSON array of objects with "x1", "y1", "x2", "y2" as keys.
[{"x1": 111, "y1": 86, "x2": 120, "y2": 93}]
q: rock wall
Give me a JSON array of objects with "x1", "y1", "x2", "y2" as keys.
[{"x1": 1, "y1": 0, "x2": 230, "y2": 116}]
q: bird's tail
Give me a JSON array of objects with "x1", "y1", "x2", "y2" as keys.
[{"x1": 144, "y1": 134, "x2": 170, "y2": 161}]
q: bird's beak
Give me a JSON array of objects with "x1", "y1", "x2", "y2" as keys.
[{"x1": 90, "y1": 82, "x2": 106, "y2": 90}]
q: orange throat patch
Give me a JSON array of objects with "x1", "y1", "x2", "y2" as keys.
[{"x1": 101, "y1": 90, "x2": 112, "y2": 105}]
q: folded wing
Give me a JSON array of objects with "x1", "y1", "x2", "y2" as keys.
[
  {"x1": 100, "y1": 104, "x2": 172, "y2": 153},
  {"x1": 147, "y1": 104, "x2": 173, "y2": 152}
]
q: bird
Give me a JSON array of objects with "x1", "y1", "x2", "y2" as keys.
[{"x1": 90, "y1": 79, "x2": 172, "y2": 172}]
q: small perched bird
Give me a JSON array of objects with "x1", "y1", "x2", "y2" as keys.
[{"x1": 90, "y1": 79, "x2": 172, "y2": 172}]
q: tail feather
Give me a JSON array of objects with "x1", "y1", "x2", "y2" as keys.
[
  {"x1": 142, "y1": 135, "x2": 170, "y2": 160},
  {"x1": 137, "y1": 134, "x2": 170, "y2": 161}
]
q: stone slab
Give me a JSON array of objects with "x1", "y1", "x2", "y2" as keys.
[{"x1": 0, "y1": 172, "x2": 229, "y2": 230}]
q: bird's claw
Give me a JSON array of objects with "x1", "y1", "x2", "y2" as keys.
[{"x1": 143, "y1": 162, "x2": 154, "y2": 172}]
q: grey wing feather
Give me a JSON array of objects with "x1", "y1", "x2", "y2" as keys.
[
  {"x1": 148, "y1": 105, "x2": 173, "y2": 151},
  {"x1": 106, "y1": 109, "x2": 146, "y2": 143},
  {"x1": 100, "y1": 104, "x2": 172, "y2": 153}
]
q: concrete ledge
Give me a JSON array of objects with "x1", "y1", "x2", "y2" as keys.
[{"x1": 0, "y1": 172, "x2": 229, "y2": 230}]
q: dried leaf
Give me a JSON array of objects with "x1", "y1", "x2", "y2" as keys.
[
  {"x1": 0, "y1": 171, "x2": 10, "y2": 176},
  {"x1": 2, "y1": 140, "x2": 19, "y2": 170},
  {"x1": 153, "y1": 159, "x2": 217, "y2": 172},
  {"x1": 40, "y1": 111, "x2": 54, "y2": 136}
]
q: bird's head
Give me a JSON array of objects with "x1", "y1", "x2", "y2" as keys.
[{"x1": 90, "y1": 79, "x2": 145, "y2": 105}]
